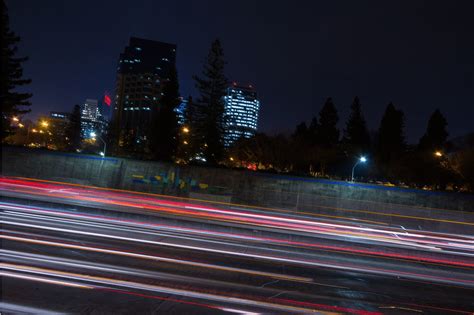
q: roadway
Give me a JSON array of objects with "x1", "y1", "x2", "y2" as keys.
[{"x1": 1, "y1": 176, "x2": 474, "y2": 314}]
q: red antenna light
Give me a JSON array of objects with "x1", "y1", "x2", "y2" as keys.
[{"x1": 104, "y1": 94, "x2": 111, "y2": 106}]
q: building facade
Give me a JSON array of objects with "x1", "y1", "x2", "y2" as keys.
[
  {"x1": 112, "y1": 37, "x2": 177, "y2": 150},
  {"x1": 223, "y1": 83, "x2": 260, "y2": 146},
  {"x1": 80, "y1": 99, "x2": 100, "y2": 138},
  {"x1": 174, "y1": 97, "x2": 188, "y2": 125},
  {"x1": 49, "y1": 111, "x2": 71, "y2": 150}
]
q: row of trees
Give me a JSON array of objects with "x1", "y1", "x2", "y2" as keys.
[{"x1": 229, "y1": 97, "x2": 474, "y2": 191}]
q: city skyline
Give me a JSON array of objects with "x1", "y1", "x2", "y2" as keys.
[{"x1": 6, "y1": 0, "x2": 474, "y2": 143}]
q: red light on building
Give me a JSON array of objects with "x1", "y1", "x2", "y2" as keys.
[{"x1": 104, "y1": 94, "x2": 111, "y2": 106}]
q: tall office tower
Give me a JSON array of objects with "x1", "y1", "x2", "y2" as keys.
[
  {"x1": 223, "y1": 83, "x2": 260, "y2": 146},
  {"x1": 80, "y1": 98, "x2": 99, "y2": 138},
  {"x1": 112, "y1": 37, "x2": 177, "y2": 150}
]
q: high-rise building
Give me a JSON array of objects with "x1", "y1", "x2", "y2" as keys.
[
  {"x1": 223, "y1": 83, "x2": 260, "y2": 146},
  {"x1": 81, "y1": 99, "x2": 99, "y2": 138},
  {"x1": 112, "y1": 37, "x2": 177, "y2": 149},
  {"x1": 174, "y1": 97, "x2": 188, "y2": 125},
  {"x1": 49, "y1": 111, "x2": 71, "y2": 150}
]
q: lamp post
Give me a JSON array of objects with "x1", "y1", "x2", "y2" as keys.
[
  {"x1": 90, "y1": 132, "x2": 106, "y2": 157},
  {"x1": 351, "y1": 156, "x2": 367, "y2": 182}
]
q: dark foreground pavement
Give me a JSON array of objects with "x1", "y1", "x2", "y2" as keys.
[{"x1": 1, "y1": 177, "x2": 474, "y2": 314}]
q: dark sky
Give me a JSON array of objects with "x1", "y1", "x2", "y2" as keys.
[{"x1": 7, "y1": 0, "x2": 474, "y2": 142}]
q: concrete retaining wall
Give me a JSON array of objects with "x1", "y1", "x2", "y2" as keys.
[{"x1": 2, "y1": 146, "x2": 474, "y2": 233}]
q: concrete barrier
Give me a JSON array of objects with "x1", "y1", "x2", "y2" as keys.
[{"x1": 2, "y1": 146, "x2": 474, "y2": 233}]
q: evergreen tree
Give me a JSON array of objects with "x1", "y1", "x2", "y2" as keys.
[
  {"x1": 149, "y1": 65, "x2": 180, "y2": 161},
  {"x1": 376, "y1": 102, "x2": 406, "y2": 177},
  {"x1": 292, "y1": 121, "x2": 308, "y2": 139},
  {"x1": 65, "y1": 105, "x2": 82, "y2": 151},
  {"x1": 418, "y1": 109, "x2": 448, "y2": 151},
  {"x1": 1, "y1": 0, "x2": 32, "y2": 139},
  {"x1": 193, "y1": 39, "x2": 228, "y2": 165},
  {"x1": 343, "y1": 96, "x2": 371, "y2": 153},
  {"x1": 316, "y1": 97, "x2": 339, "y2": 146},
  {"x1": 307, "y1": 116, "x2": 319, "y2": 145}
]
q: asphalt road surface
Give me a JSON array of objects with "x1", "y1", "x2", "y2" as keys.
[{"x1": 1, "y1": 177, "x2": 474, "y2": 314}]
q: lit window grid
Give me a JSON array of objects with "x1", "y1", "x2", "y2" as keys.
[{"x1": 223, "y1": 90, "x2": 260, "y2": 146}]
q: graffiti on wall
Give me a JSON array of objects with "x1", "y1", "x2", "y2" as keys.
[{"x1": 132, "y1": 172, "x2": 212, "y2": 190}]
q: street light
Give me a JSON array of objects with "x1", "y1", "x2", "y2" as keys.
[
  {"x1": 182, "y1": 127, "x2": 189, "y2": 133},
  {"x1": 351, "y1": 156, "x2": 367, "y2": 182},
  {"x1": 12, "y1": 116, "x2": 19, "y2": 122},
  {"x1": 90, "y1": 131, "x2": 106, "y2": 158},
  {"x1": 434, "y1": 151, "x2": 443, "y2": 157}
]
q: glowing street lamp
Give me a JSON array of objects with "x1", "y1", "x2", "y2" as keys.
[
  {"x1": 40, "y1": 120, "x2": 49, "y2": 128},
  {"x1": 434, "y1": 151, "x2": 443, "y2": 157},
  {"x1": 90, "y1": 131, "x2": 106, "y2": 158},
  {"x1": 351, "y1": 156, "x2": 367, "y2": 182},
  {"x1": 182, "y1": 127, "x2": 190, "y2": 133},
  {"x1": 12, "y1": 116, "x2": 19, "y2": 122}
]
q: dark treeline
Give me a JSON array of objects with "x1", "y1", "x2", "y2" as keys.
[{"x1": 229, "y1": 100, "x2": 474, "y2": 193}]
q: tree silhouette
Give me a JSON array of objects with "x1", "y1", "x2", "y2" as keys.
[
  {"x1": 316, "y1": 97, "x2": 339, "y2": 147},
  {"x1": 343, "y1": 96, "x2": 371, "y2": 153},
  {"x1": 65, "y1": 105, "x2": 82, "y2": 151},
  {"x1": 1, "y1": 0, "x2": 32, "y2": 139},
  {"x1": 376, "y1": 102, "x2": 405, "y2": 178},
  {"x1": 418, "y1": 109, "x2": 448, "y2": 151},
  {"x1": 193, "y1": 39, "x2": 228, "y2": 165}
]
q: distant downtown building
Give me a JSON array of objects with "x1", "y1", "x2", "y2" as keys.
[
  {"x1": 223, "y1": 83, "x2": 260, "y2": 146},
  {"x1": 112, "y1": 37, "x2": 177, "y2": 149},
  {"x1": 174, "y1": 97, "x2": 188, "y2": 125},
  {"x1": 80, "y1": 99, "x2": 99, "y2": 138},
  {"x1": 49, "y1": 111, "x2": 70, "y2": 140},
  {"x1": 80, "y1": 98, "x2": 108, "y2": 138}
]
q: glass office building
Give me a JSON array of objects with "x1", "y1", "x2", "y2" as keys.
[
  {"x1": 112, "y1": 37, "x2": 176, "y2": 149},
  {"x1": 223, "y1": 83, "x2": 260, "y2": 146}
]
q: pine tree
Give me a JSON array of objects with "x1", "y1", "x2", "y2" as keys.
[
  {"x1": 376, "y1": 102, "x2": 405, "y2": 177},
  {"x1": 149, "y1": 65, "x2": 180, "y2": 161},
  {"x1": 193, "y1": 39, "x2": 228, "y2": 165},
  {"x1": 292, "y1": 122, "x2": 308, "y2": 140},
  {"x1": 1, "y1": 0, "x2": 32, "y2": 139},
  {"x1": 316, "y1": 97, "x2": 339, "y2": 146},
  {"x1": 65, "y1": 105, "x2": 82, "y2": 151},
  {"x1": 343, "y1": 96, "x2": 370, "y2": 153},
  {"x1": 418, "y1": 109, "x2": 448, "y2": 151}
]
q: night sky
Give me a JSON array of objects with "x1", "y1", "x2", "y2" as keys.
[{"x1": 7, "y1": 0, "x2": 474, "y2": 142}]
